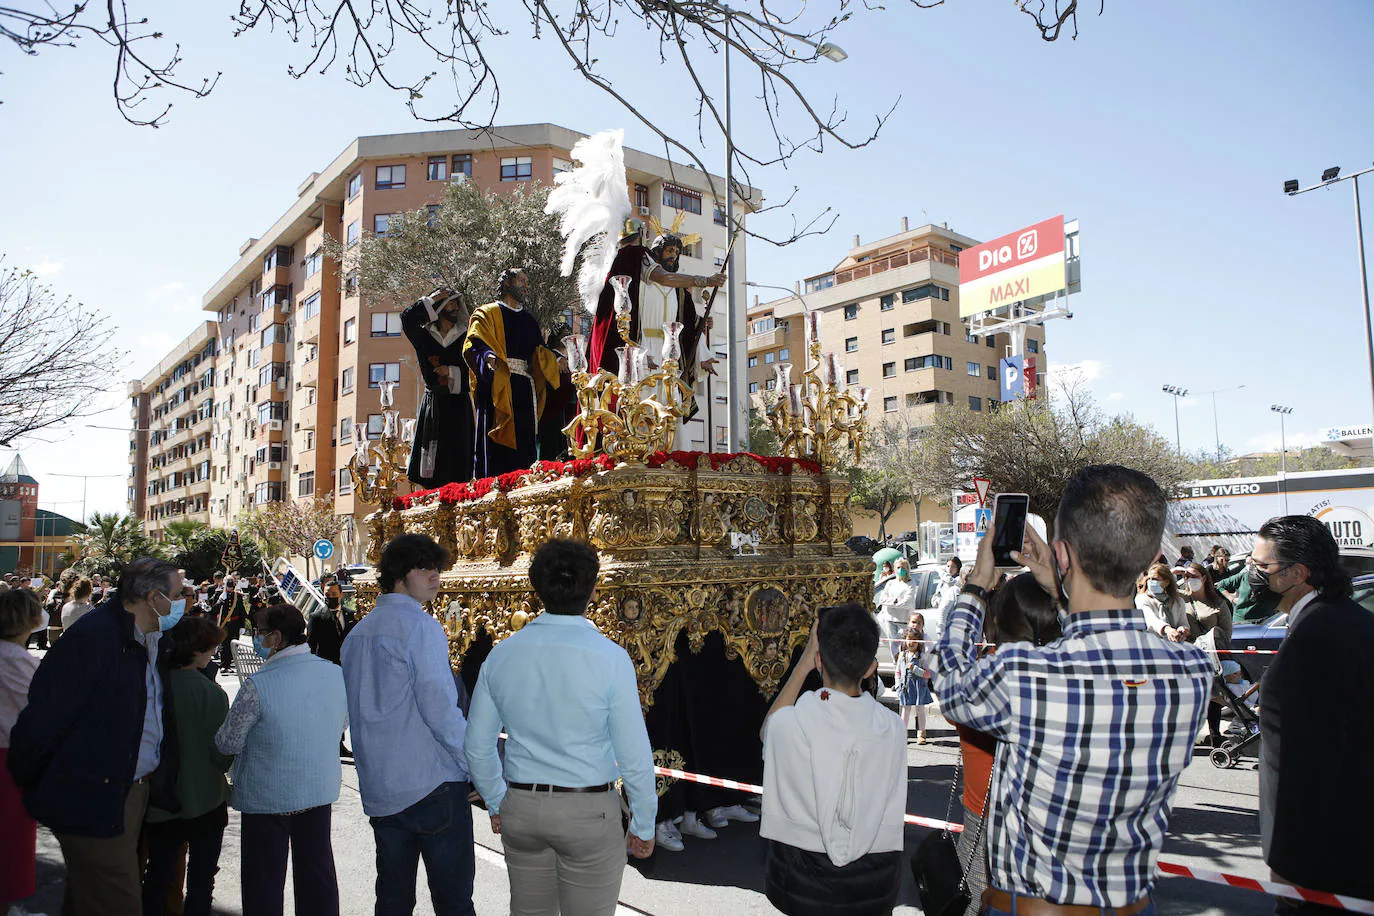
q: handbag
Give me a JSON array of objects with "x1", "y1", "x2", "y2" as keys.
[{"x1": 911, "y1": 748, "x2": 988, "y2": 916}]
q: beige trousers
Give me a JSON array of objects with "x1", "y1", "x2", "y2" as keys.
[
  {"x1": 55, "y1": 781, "x2": 150, "y2": 916},
  {"x1": 499, "y1": 787, "x2": 626, "y2": 916}
]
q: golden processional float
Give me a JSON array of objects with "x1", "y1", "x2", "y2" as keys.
[{"x1": 347, "y1": 287, "x2": 875, "y2": 711}]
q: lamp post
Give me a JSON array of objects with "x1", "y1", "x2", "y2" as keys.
[
  {"x1": 721, "y1": 7, "x2": 846, "y2": 451},
  {"x1": 1284, "y1": 163, "x2": 1374, "y2": 430},
  {"x1": 1198, "y1": 383, "x2": 1246, "y2": 456},
  {"x1": 1161, "y1": 385, "x2": 1189, "y2": 454},
  {"x1": 1271, "y1": 404, "x2": 1293, "y2": 514},
  {"x1": 48, "y1": 472, "x2": 127, "y2": 526}
]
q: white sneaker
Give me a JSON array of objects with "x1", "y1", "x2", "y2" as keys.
[
  {"x1": 677, "y1": 811, "x2": 718, "y2": 839},
  {"x1": 705, "y1": 804, "x2": 760, "y2": 828},
  {"x1": 654, "y1": 820, "x2": 685, "y2": 852}
]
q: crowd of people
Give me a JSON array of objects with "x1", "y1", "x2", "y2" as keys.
[{"x1": 2, "y1": 464, "x2": 1373, "y2": 916}]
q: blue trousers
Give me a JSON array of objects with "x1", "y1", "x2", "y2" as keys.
[{"x1": 369, "y1": 780, "x2": 475, "y2": 916}]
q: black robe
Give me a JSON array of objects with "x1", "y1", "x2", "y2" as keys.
[
  {"x1": 466, "y1": 303, "x2": 547, "y2": 478},
  {"x1": 402, "y1": 300, "x2": 475, "y2": 487}
]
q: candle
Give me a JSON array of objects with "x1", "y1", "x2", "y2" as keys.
[
  {"x1": 788, "y1": 384, "x2": 804, "y2": 415},
  {"x1": 610, "y1": 275, "x2": 633, "y2": 317},
  {"x1": 774, "y1": 362, "x2": 792, "y2": 392},
  {"x1": 401, "y1": 418, "x2": 417, "y2": 444},
  {"x1": 616, "y1": 347, "x2": 635, "y2": 386},
  {"x1": 563, "y1": 334, "x2": 587, "y2": 374},
  {"x1": 663, "y1": 321, "x2": 684, "y2": 362},
  {"x1": 354, "y1": 438, "x2": 370, "y2": 464},
  {"x1": 821, "y1": 352, "x2": 839, "y2": 386},
  {"x1": 805, "y1": 310, "x2": 820, "y2": 346},
  {"x1": 632, "y1": 349, "x2": 652, "y2": 385},
  {"x1": 383, "y1": 411, "x2": 397, "y2": 439},
  {"x1": 379, "y1": 379, "x2": 395, "y2": 409},
  {"x1": 855, "y1": 385, "x2": 872, "y2": 405}
]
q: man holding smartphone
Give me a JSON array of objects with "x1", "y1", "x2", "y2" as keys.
[{"x1": 930, "y1": 466, "x2": 1212, "y2": 916}]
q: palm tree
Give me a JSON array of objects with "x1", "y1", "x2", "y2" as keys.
[
  {"x1": 161, "y1": 519, "x2": 209, "y2": 558},
  {"x1": 71, "y1": 512, "x2": 161, "y2": 575}
]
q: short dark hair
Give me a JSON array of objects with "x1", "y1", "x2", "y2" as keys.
[
  {"x1": 378, "y1": 534, "x2": 451, "y2": 592},
  {"x1": 0, "y1": 588, "x2": 43, "y2": 639},
  {"x1": 119, "y1": 557, "x2": 181, "y2": 603},
  {"x1": 1056, "y1": 465, "x2": 1167, "y2": 599},
  {"x1": 1179, "y1": 545, "x2": 1195, "y2": 558},
  {"x1": 948, "y1": 556, "x2": 962, "y2": 572},
  {"x1": 529, "y1": 539, "x2": 599, "y2": 615},
  {"x1": 166, "y1": 616, "x2": 227, "y2": 668},
  {"x1": 816, "y1": 603, "x2": 879, "y2": 687},
  {"x1": 1258, "y1": 515, "x2": 1352, "y2": 599},
  {"x1": 253, "y1": 603, "x2": 308, "y2": 646},
  {"x1": 987, "y1": 573, "x2": 1061, "y2": 646}
]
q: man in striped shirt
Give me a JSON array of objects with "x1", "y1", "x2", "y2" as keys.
[{"x1": 932, "y1": 465, "x2": 1212, "y2": 915}]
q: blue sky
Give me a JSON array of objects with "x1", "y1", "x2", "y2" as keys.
[{"x1": 2, "y1": 0, "x2": 1372, "y2": 518}]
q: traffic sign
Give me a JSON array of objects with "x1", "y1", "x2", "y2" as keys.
[
  {"x1": 975, "y1": 508, "x2": 992, "y2": 537},
  {"x1": 313, "y1": 538, "x2": 335, "y2": 561},
  {"x1": 973, "y1": 478, "x2": 991, "y2": 507}
]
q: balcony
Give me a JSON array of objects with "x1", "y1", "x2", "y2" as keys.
[
  {"x1": 747, "y1": 327, "x2": 789, "y2": 351},
  {"x1": 806, "y1": 245, "x2": 960, "y2": 292}
]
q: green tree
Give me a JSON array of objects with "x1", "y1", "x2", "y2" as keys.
[
  {"x1": 237, "y1": 497, "x2": 345, "y2": 579},
  {"x1": 910, "y1": 380, "x2": 1190, "y2": 538},
  {"x1": 175, "y1": 529, "x2": 267, "y2": 583},
  {"x1": 850, "y1": 418, "x2": 922, "y2": 541},
  {"x1": 322, "y1": 181, "x2": 579, "y2": 331},
  {"x1": 70, "y1": 512, "x2": 161, "y2": 578},
  {"x1": 160, "y1": 519, "x2": 210, "y2": 558}
]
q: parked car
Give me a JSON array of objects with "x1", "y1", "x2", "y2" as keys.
[
  {"x1": 873, "y1": 562, "x2": 953, "y2": 689},
  {"x1": 1230, "y1": 572, "x2": 1374, "y2": 681},
  {"x1": 845, "y1": 535, "x2": 883, "y2": 557}
]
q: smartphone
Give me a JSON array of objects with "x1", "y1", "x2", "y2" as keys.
[{"x1": 991, "y1": 493, "x2": 1030, "y2": 567}]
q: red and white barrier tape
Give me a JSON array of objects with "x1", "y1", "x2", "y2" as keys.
[
  {"x1": 875, "y1": 635, "x2": 1280, "y2": 655},
  {"x1": 652, "y1": 763, "x2": 1374, "y2": 911}
]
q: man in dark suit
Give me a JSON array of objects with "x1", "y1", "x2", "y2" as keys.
[
  {"x1": 308, "y1": 579, "x2": 355, "y2": 758},
  {"x1": 1255, "y1": 515, "x2": 1374, "y2": 912}
]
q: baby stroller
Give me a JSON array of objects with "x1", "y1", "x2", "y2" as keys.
[{"x1": 1196, "y1": 632, "x2": 1261, "y2": 769}]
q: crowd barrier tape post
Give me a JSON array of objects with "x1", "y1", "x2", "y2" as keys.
[{"x1": 651, "y1": 763, "x2": 1374, "y2": 912}]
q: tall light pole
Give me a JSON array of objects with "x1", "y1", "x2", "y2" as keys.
[
  {"x1": 721, "y1": 8, "x2": 846, "y2": 451},
  {"x1": 1271, "y1": 404, "x2": 1293, "y2": 514},
  {"x1": 1162, "y1": 385, "x2": 1189, "y2": 454},
  {"x1": 1198, "y1": 383, "x2": 1246, "y2": 456},
  {"x1": 1284, "y1": 163, "x2": 1374, "y2": 430},
  {"x1": 48, "y1": 472, "x2": 127, "y2": 525}
]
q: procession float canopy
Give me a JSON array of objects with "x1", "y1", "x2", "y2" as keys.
[{"x1": 347, "y1": 130, "x2": 875, "y2": 707}]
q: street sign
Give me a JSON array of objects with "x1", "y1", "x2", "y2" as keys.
[
  {"x1": 313, "y1": 538, "x2": 335, "y2": 561},
  {"x1": 973, "y1": 478, "x2": 992, "y2": 507},
  {"x1": 975, "y1": 508, "x2": 992, "y2": 537},
  {"x1": 999, "y1": 356, "x2": 1025, "y2": 402}
]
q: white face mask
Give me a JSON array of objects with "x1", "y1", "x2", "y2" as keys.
[{"x1": 1147, "y1": 579, "x2": 1166, "y2": 598}]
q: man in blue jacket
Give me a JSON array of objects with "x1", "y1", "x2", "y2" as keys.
[{"x1": 7, "y1": 557, "x2": 185, "y2": 916}]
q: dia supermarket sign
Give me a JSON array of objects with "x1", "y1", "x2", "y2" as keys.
[{"x1": 959, "y1": 215, "x2": 1067, "y2": 318}]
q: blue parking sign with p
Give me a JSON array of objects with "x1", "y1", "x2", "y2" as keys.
[
  {"x1": 313, "y1": 538, "x2": 334, "y2": 561},
  {"x1": 1000, "y1": 356, "x2": 1026, "y2": 402}
]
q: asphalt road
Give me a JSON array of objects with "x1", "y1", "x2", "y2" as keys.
[{"x1": 21, "y1": 671, "x2": 1273, "y2": 916}]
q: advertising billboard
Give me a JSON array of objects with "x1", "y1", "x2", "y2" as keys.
[{"x1": 959, "y1": 215, "x2": 1067, "y2": 317}]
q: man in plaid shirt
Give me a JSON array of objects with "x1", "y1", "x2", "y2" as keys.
[{"x1": 932, "y1": 465, "x2": 1212, "y2": 916}]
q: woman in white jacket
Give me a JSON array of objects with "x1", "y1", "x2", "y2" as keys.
[
  {"x1": 1135, "y1": 563, "x2": 1190, "y2": 641},
  {"x1": 874, "y1": 559, "x2": 916, "y2": 661}
]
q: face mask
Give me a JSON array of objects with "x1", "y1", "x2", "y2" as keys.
[
  {"x1": 1246, "y1": 567, "x2": 1269, "y2": 590},
  {"x1": 158, "y1": 595, "x2": 187, "y2": 632},
  {"x1": 1147, "y1": 580, "x2": 1166, "y2": 598},
  {"x1": 897, "y1": 569, "x2": 909, "y2": 581},
  {"x1": 326, "y1": 596, "x2": 341, "y2": 610},
  {"x1": 252, "y1": 634, "x2": 273, "y2": 660},
  {"x1": 1185, "y1": 579, "x2": 1205, "y2": 596}
]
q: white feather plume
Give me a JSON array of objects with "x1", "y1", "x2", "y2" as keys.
[{"x1": 544, "y1": 129, "x2": 632, "y2": 313}]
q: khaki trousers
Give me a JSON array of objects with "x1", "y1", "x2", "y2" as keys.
[
  {"x1": 55, "y1": 781, "x2": 150, "y2": 916},
  {"x1": 499, "y1": 787, "x2": 626, "y2": 916}
]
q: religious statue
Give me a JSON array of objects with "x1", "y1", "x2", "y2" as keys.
[
  {"x1": 463, "y1": 268, "x2": 562, "y2": 478},
  {"x1": 401, "y1": 288, "x2": 474, "y2": 487}
]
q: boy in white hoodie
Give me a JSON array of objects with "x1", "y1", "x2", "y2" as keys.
[{"x1": 759, "y1": 603, "x2": 907, "y2": 916}]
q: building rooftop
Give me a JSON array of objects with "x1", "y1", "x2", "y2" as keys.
[{"x1": 0, "y1": 454, "x2": 37, "y2": 485}]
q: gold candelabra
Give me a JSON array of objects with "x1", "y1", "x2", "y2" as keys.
[
  {"x1": 347, "y1": 380, "x2": 415, "y2": 504},
  {"x1": 562, "y1": 275, "x2": 696, "y2": 464},
  {"x1": 763, "y1": 311, "x2": 869, "y2": 469}
]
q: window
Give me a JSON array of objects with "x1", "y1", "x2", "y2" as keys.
[
  {"x1": 426, "y1": 204, "x2": 440, "y2": 227},
  {"x1": 301, "y1": 292, "x2": 321, "y2": 321},
  {"x1": 341, "y1": 367, "x2": 355, "y2": 393},
  {"x1": 843, "y1": 304, "x2": 858, "y2": 321},
  {"x1": 254, "y1": 482, "x2": 283, "y2": 504},
  {"x1": 347, "y1": 172, "x2": 362, "y2": 200},
  {"x1": 451, "y1": 154, "x2": 472, "y2": 177},
  {"x1": 881, "y1": 328, "x2": 895, "y2": 345},
  {"x1": 344, "y1": 272, "x2": 359, "y2": 297},
  {"x1": 764, "y1": 351, "x2": 776, "y2": 365},
  {"x1": 747, "y1": 356, "x2": 758, "y2": 369},
  {"x1": 338, "y1": 468, "x2": 352, "y2": 495},
  {"x1": 339, "y1": 417, "x2": 352, "y2": 444},
  {"x1": 751, "y1": 316, "x2": 777, "y2": 335},
  {"x1": 765, "y1": 378, "x2": 776, "y2": 390},
  {"x1": 901, "y1": 283, "x2": 951, "y2": 303},
  {"x1": 1028, "y1": 339, "x2": 1040, "y2": 353},
  {"x1": 257, "y1": 363, "x2": 286, "y2": 387},
  {"x1": 304, "y1": 249, "x2": 322, "y2": 278},
  {"x1": 748, "y1": 381, "x2": 758, "y2": 394},
  {"x1": 969, "y1": 396, "x2": 983, "y2": 411},
  {"x1": 343, "y1": 318, "x2": 357, "y2": 344},
  {"x1": 501, "y1": 156, "x2": 533, "y2": 182},
  {"x1": 633, "y1": 184, "x2": 650, "y2": 210},
  {"x1": 366, "y1": 414, "x2": 386, "y2": 439},
  {"x1": 880, "y1": 294, "x2": 895, "y2": 311},
  {"x1": 882, "y1": 362, "x2": 896, "y2": 378},
  {"x1": 263, "y1": 245, "x2": 293, "y2": 272},
  {"x1": 905, "y1": 354, "x2": 952, "y2": 371},
  {"x1": 297, "y1": 471, "x2": 315, "y2": 497},
  {"x1": 987, "y1": 365, "x2": 997, "y2": 380},
  {"x1": 662, "y1": 185, "x2": 703, "y2": 214},
  {"x1": 304, "y1": 430, "x2": 315, "y2": 451},
  {"x1": 846, "y1": 369, "x2": 859, "y2": 385},
  {"x1": 779, "y1": 348, "x2": 790, "y2": 361},
  {"x1": 986, "y1": 336, "x2": 996, "y2": 349},
  {"x1": 713, "y1": 206, "x2": 727, "y2": 226},
  {"x1": 373, "y1": 213, "x2": 391, "y2": 236},
  {"x1": 256, "y1": 401, "x2": 285, "y2": 424},
  {"x1": 346, "y1": 220, "x2": 360, "y2": 246},
  {"x1": 375, "y1": 164, "x2": 406, "y2": 190},
  {"x1": 967, "y1": 361, "x2": 980, "y2": 377},
  {"x1": 884, "y1": 396, "x2": 898, "y2": 413},
  {"x1": 553, "y1": 157, "x2": 573, "y2": 175},
  {"x1": 368, "y1": 362, "x2": 400, "y2": 387},
  {"x1": 370, "y1": 312, "x2": 402, "y2": 337},
  {"x1": 260, "y1": 324, "x2": 285, "y2": 347},
  {"x1": 845, "y1": 337, "x2": 858, "y2": 353},
  {"x1": 427, "y1": 156, "x2": 447, "y2": 181},
  {"x1": 905, "y1": 357, "x2": 918, "y2": 371}
]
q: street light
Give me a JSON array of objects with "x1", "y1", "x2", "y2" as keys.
[
  {"x1": 1283, "y1": 161, "x2": 1374, "y2": 432},
  {"x1": 1197, "y1": 383, "x2": 1246, "y2": 456},
  {"x1": 1162, "y1": 385, "x2": 1189, "y2": 454},
  {"x1": 721, "y1": 7, "x2": 846, "y2": 451},
  {"x1": 1271, "y1": 404, "x2": 1294, "y2": 514}
]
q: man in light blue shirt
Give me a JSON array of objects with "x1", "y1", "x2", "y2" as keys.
[
  {"x1": 466, "y1": 538, "x2": 656, "y2": 915},
  {"x1": 341, "y1": 533, "x2": 474, "y2": 916}
]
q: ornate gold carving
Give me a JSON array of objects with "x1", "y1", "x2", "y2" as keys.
[{"x1": 653, "y1": 748, "x2": 687, "y2": 796}]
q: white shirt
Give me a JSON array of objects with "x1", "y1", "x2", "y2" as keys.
[
  {"x1": 761, "y1": 688, "x2": 906, "y2": 866},
  {"x1": 1284, "y1": 589, "x2": 1319, "y2": 633},
  {"x1": 133, "y1": 627, "x2": 164, "y2": 779},
  {"x1": 0, "y1": 640, "x2": 40, "y2": 748}
]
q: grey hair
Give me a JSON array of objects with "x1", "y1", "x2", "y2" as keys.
[{"x1": 118, "y1": 557, "x2": 181, "y2": 603}]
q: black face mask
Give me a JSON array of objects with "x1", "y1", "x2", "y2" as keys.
[
  {"x1": 1246, "y1": 566, "x2": 1270, "y2": 591},
  {"x1": 326, "y1": 596, "x2": 341, "y2": 610}
]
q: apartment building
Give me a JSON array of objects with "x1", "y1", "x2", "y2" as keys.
[
  {"x1": 127, "y1": 321, "x2": 219, "y2": 538},
  {"x1": 748, "y1": 220, "x2": 1045, "y2": 426},
  {"x1": 184, "y1": 123, "x2": 750, "y2": 563}
]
